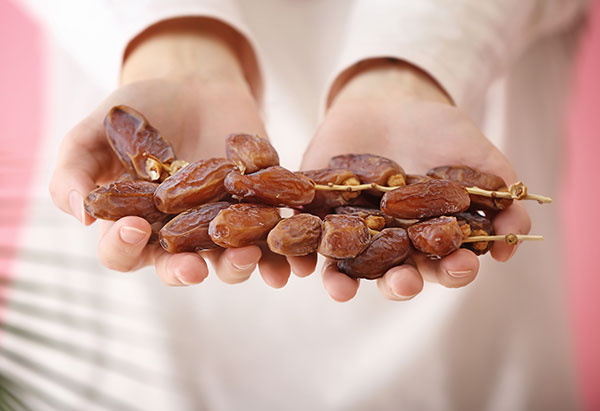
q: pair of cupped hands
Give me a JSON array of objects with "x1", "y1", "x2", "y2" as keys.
[{"x1": 49, "y1": 19, "x2": 530, "y2": 302}]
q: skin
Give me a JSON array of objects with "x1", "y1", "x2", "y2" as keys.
[
  {"x1": 49, "y1": 18, "x2": 306, "y2": 287},
  {"x1": 300, "y1": 59, "x2": 531, "y2": 302},
  {"x1": 50, "y1": 22, "x2": 530, "y2": 301}
]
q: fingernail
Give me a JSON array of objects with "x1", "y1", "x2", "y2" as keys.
[
  {"x1": 446, "y1": 269, "x2": 472, "y2": 278},
  {"x1": 392, "y1": 288, "x2": 417, "y2": 299},
  {"x1": 231, "y1": 262, "x2": 256, "y2": 271},
  {"x1": 69, "y1": 190, "x2": 84, "y2": 224},
  {"x1": 175, "y1": 270, "x2": 194, "y2": 286},
  {"x1": 119, "y1": 226, "x2": 147, "y2": 245}
]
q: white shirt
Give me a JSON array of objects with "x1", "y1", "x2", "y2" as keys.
[{"x1": 5, "y1": 1, "x2": 587, "y2": 410}]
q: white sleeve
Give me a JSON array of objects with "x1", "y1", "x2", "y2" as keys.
[
  {"x1": 325, "y1": 0, "x2": 588, "y2": 110},
  {"x1": 18, "y1": 0, "x2": 262, "y2": 92}
]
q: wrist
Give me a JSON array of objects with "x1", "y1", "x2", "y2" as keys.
[
  {"x1": 121, "y1": 18, "x2": 252, "y2": 92},
  {"x1": 328, "y1": 58, "x2": 452, "y2": 108}
]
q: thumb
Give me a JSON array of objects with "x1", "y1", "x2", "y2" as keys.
[
  {"x1": 50, "y1": 166, "x2": 98, "y2": 225},
  {"x1": 49, "y1": 122, "x2": 114, "y2": 225}
]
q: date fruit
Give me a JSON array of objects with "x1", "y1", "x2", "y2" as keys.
[
  {"x1": 407, "y1": 216, "x2": 463, "y2": 259},
  {"x1": 154, "y1": 158, "x2": 236, "y2": 214},
  {"x1": 405, "y1": 174, "x2": 432, "y2": 185},
  {"x1": 104, "y1": 105, "x2": 176, "y2": 181},
  {"x1": 334, "y1": 206, "x2": 418, "y2": 230},
  {"x1": 267, "y1": 214, "x2": 322, "y2": 256},
  {"x1": 318, "y1": 215, "x2": 371, "y2": 259},
  {"x1": 84, "y1": 180, "x2": 166, "y2": 223},
  {"x1": 427, "y1": 165, "x2": 512, "y2": 211},
  {"x1": 300, "y1": 168, "x2": 360, "y2": 210},
  {"x1": 380, "y1": 179, "x2": 470, "y2": 219},
  {"x1": 455, "y1": 212, "x2": 494, "y2": 255},
  {"x1": 224, "y1": 166, "x2": 315, "y2": 207},
  {"x1": 208, "y1": 203, "x2": 281, "y2": 248},
  {"x1": 225, "y1": 133, "x2": 280, "y2": 174},
  {"x1": 337, "y1": 228, "x2": 411, "y2": 279},
  {"x1": 158, "y1": 202, "x2": 231, "y2": 253},
  {"x1": 334, "y1": 205, "x2": 389, "y2": 230},
  {"x1": 329, "y1": 153, "x2": 406, "y2": 187}
]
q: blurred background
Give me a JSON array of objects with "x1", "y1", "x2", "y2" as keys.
[{"x1": 0, "y1": 0, "x2": 598, "y2": 410}]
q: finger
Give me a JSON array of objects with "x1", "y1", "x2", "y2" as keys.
[
  {"x1": 203, "y1": 246, "x2": 262, "y2": 284},
  {"x1": 413, "y1": 248, "x2": 479, "y2": 288},
  {"x1": 97, "y1": 216, "x2": 152, "y2": 272},
  {"x1": 376, "y1": 265, "x2": 424, "y2": 301},
  {"x1": 153, "y1": 250, "x2": 209, "y2": 286},
  {"x1": 490, "y1": 202, "x2": 531, "y2": 262},
  {"x1": 49, "y1": 124, "x2": 114, "y2": 225},
  {"x1": 50, "y1": 165, "x2": 98, "y2": 226},
  {"x1": 322, "y1": 260, "x2": 360, "y2": 302},
  {"x1": 258, "y1": 251, "x2": 291, "y2": 289},
  {"x1": 287, "y1": 254, "x2": 318, "y2": 278}
]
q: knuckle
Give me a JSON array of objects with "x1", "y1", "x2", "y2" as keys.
[{"x1": 98, "y1": 250, "x2": 137, "y2": 273}]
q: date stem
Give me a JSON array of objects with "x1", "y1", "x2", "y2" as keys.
[
  {"x1": 466, "y1": 182, "x2": 552, "y2": 204},
  {"x1": 462, "y1": 233, "x2": 544, "y2": 245},
  {"x1": 313, "y1": 181, "x2": 553, "y2": 204},
  {"x1": 358, "y1": 227, "x2": 542, "y2": 246}
]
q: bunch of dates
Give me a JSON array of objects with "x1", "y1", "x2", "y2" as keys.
[{"x1": 84, "y1": 105, "x2": 517, "y2": 280}]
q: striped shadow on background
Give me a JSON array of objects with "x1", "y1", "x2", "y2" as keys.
[
  {"x1": 0, "y1": 1, "x2": 188, "y2": 410},
  {"x1": 0, "y1": 0, "x2": 598, "y2": 410}
]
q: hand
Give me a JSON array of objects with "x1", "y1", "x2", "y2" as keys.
[
  {"x1": 49, "y1": 18, "x2": 308, "y2": 287},
  {"x1": 301, "y1": 59, "x2": 531, "y2": 302}
]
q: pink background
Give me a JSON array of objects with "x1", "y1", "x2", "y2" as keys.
[
  {"x1": 0, "y1": 0, "x2": 598, "y2": 408},
  {"x1": 0, "y1": 0, "x2": 44, "y2": 325},
  {"x1": 565, "y1": 0, "x2": 600, "y2": 409}
]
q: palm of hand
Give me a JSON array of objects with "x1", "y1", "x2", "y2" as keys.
[
  {"x1": 51, "y1": 76, "x2": 276, "y2": 285},
  {"x1": 301, "y1": 98, "x2": 530, "y2": 302},
  {"x1": 75, "y1": 78, "x2": 264, "y2": 187},
  {"x1": 303, "y1": 99, "x2": 515, "y2": 183}
]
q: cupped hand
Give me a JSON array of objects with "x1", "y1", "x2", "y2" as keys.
[
  {"x1": 49, "y1": 20, "x2": 302, "y2": 288},
  {"x1": 300, "y1": 60, "x2": 531, "y2": 302}
]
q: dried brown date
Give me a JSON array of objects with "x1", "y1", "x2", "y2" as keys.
[
  {"x1": 158, "y1": 202, "x2": 231, "y2": 253},
  {"x1": 267, "y1": 214, "x2": 322, "y2": 256},
  {"x1": 334, "y1": 206, "x2": 418, "y2": 229},
  {"x1": 105, "y1": 106, "x2": 176, "y2": 181},
  {"x1": 300, "y1": 168, "x2": 360, "y2": 210},
  {"x1": 405, "y1": 174, "x2": 432, "y2": 185},
  {"x1": 337, "y1": 228, "x2": 411, "y2": 279},
  {"x1": 427, "y1": 165, "x2": 512, "y2": 211},
  {"x1": 455, "y1": 212, "x2": 494, "y2": 255},
  {"x1": 329, "y1": 154, "x2": 406, "y2": 187},
  {"x1": 225, "y1": 133, "x2": 280, "y2": 174},
  {"x1": 334, "y1": 205, "x2": 388, "y2": 219},
  {"x1": 334, "y1": 205, "x2": 389, "y2": 230},
  {"x1": 208, "y1": 203, "x2": 281, "y2": 248},
  {"x1": 224, "y1": 166, "x2": 315, "y2": 207},
  {"x1": 318, "y1": 215, "x2": 371, "y2": 259},
  {"x1": 154, "y1": 158, "x2": 236, "y2": 214},
  {"x1": 84, "y1": 180, "x2": 166, "y2": 223},
  {"x1": 346, "y1": 194, "x2": 382, "y2": 209},
  {"x1": 407, "y1": 216, "x2": 463, "y2": 259},
  {"x1": 380, "y1": 179, "x2": 470, "y2": 219}
]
